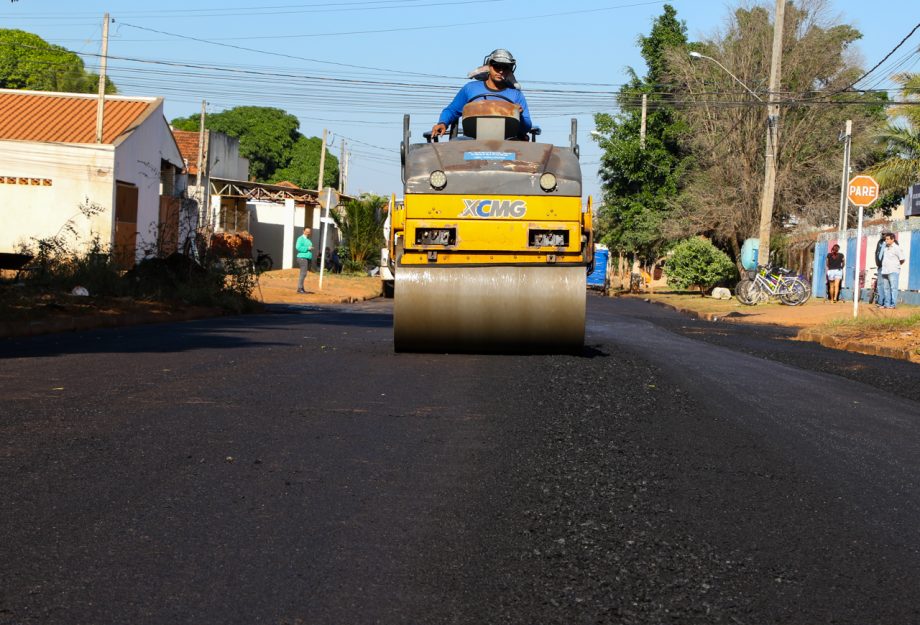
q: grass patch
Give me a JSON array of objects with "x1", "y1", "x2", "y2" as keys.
[{"x1": 825, "y1": 312, "x2": 920, "y2": 332}]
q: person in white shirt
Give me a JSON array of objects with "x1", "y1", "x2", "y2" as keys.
[{"x1": 878, "y1": 233, "x2": 905, "y2": 309}]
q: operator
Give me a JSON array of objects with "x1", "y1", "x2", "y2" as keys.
[{"x1": 430, "y1": 49, "x2": 533, "y2": 139}]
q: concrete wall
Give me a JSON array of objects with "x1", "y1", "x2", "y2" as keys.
[
  {"x1": 208, "y1": 132, "x2": 249, "y2": 181},
  {"x1": 247, "y1": 199, "x2": 303, "y2": 269},
  {"x1": 0, "y1": 140, "x2": 115, "y2": 254}
]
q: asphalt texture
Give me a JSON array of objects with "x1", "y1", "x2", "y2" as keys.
[{"x1": 1, "y1": 294, "x2": 918, "y2": 624}]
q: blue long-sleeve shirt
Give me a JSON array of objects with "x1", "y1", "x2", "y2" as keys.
[{"x1": 438, "y1": 81, "x2": 532, "y2": 133}]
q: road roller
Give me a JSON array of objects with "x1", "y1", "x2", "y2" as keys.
[{"x1": 389, "y1": 99, "x2": 593, "y2": 352}]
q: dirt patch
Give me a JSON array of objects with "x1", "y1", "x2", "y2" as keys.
[
  {"x1": 627, "y1": 291, "x2": 920, "y2": 363},
  {"x1": 255, "y1": 268, "x2": 381, "y2": 305}
]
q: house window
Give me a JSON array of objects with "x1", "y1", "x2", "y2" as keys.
[{"x1": 1, "y1": 176, "x2": 52, "y2": 186}]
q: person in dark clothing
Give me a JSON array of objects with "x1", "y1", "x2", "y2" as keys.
[{"x1": 825, "y1": 244, "x2": 845, "y2": 302}]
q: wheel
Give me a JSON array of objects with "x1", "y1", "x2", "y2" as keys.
[
  {"x1": 735, "y1": 279, "x2": 757, "y2": 305},
  {"x1": 256, "y1": 256, "x2": 273, "y2": 273},
  {"x1": 780, "y1": 279, "x2": 809, "y2": 306}
]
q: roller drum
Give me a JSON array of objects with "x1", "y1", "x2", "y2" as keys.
[{"x1": 394, "y1": 266, "x2": 585, "y2": 352}]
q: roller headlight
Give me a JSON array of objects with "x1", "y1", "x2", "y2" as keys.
[
  {"x1": 539, "y1": 172, "x2": 557, "y2": 192},
  {"x1": 429, "y1": 170, "x2": 447, "y2": 190}
]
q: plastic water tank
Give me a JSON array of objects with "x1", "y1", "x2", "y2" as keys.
[{"x1": 740, "y1": 238, "x2": 759, "y2": 271}]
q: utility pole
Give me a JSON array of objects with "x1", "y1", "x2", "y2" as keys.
[
  {"x1": 195, "y1": 100, "x2": 207, "y2": 227},
  {"x1": 756, "y1": 0, "x2": 785, "y2": 267},
  {"x1": 94, "y1": 13, "x2": 110, "y2": 144},
  {"x1": 837, "y1": 119, "x2": 852, "y2": 236},
  {"x1": 338, "y1": 138, "x2": 346, "y2": 194},
  {"x1": 639, "y1": 93, "x2": 648, "y2": 150}
]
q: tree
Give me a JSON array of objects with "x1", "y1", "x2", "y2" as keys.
[
  {"x1": 593, "y1": 5, "x2": 693, "y2": 263},
  {"x1": 0, "y1": 29, "x2": 116, "y2": 93},
  {"x1": 868, "y1": 72, "x2": 920, "y2": 193},
  {"x1": 171, "y1": 106, "x2": 338, "y2": 186},
  {"x1": 666, "y1": 237, "x2": 736, "y2": 295},
  {"x1": 271, "y1": 136, "x2": 339, "y2": 190},
  {"x1": 664, "y1": 1, "x2": 887, "y2": 258},
  {"x1": 331, "y1": 194, "x2": 386, "y2": 271}
]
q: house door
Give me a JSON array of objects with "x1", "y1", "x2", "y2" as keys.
[
  {"x1": 114, "y1": 182, "x2": 138, "y2": 269},
  {"x1": 158, "y1": 196, "x2": 181, "y2": 255}
]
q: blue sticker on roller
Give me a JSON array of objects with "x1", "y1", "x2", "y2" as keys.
[{"x1": 463, "y1": 151, "x2": 516, "y2": 161}]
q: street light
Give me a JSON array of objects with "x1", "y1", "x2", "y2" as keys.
[
  {"x1": 689, "y1": 42, "x2": 783, "y2": 268},
  {"x1": 688, "y1": 52, "x2": 763, "y2": 102}
]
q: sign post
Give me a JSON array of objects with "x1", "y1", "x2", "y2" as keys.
[
  {"x1": 846, "y1": 175, "x2": 879, "y2": 319},
  {"x1": 317, "y1": 186, "x2": 339, "y2": 290}
]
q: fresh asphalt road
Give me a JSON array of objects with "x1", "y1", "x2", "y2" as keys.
[{"x1": 1, "y1": 295, "x2": 918, "y2": 624}]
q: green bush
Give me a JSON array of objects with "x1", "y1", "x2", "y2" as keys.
[{"x1": 666, "y1": 237, "x2": 736, "y2": 296}]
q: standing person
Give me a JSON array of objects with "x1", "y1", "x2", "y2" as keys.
[
  {"x1": 877, "y1": 232, "x2": 905, "y2": 309},
  {"x1": 331, "y1": 248, "x2": 342, "y2": 273},
  {"x1": 430, "y1": 49, "x2": 532, "y2": 139},
  {"x1": 295, "y1": 227, "x2": 313, "y2": 294},
  {"x1": 825, "y1": 244, "x2": 845, "y2": 303}
]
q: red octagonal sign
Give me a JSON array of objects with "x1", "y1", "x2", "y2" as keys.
[{"x1": 847, "y1": 174, "x2": 880, "y2": 207}]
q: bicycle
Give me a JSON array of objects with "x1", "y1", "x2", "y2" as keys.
[
  {"x1": 254, "y1": 249, "x2": 273, "y2": 273},
  {"x1": 735, "y1": 264, "x2": 810, "y2": 306}
]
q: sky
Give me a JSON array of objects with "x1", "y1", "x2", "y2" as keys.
[{"x1": 1, "y1": 0, "x2": 918, "y2": 201}]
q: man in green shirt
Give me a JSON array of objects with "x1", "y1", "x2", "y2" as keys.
[{"x1": 295, "y1": 227, "x2": 313, "y2": 293}]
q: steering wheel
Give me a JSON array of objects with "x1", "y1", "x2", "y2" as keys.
[{"x1": 467, "y1": 93, "x2": 515, "y2": 104}]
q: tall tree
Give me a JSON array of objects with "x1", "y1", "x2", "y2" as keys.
[
  {"x1": 869, "y1": 72, "x2": 920, "y2": 193},
  {"x1": 0, "y1": 29, "x2": 115, "y2": 93},
  {"x1": 271, "y1": 135, "x2": 339, "y2": 190},
  {"x1": 330, "y1": 194, "x2": 386, "y2": 270},
  {"x1": 592, "y1": 5, "x2": 693, "y2": 262},
  {"x1": 171, "y1": 106, "x2": 338, "y2": 187},
  {"x1": 664, "y1": 0, "x2": 886, "y2": 257}
]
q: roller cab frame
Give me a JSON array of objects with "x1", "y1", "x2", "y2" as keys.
[{"x1": 390, "y1": 101, "x2": 594, "y2": 353}]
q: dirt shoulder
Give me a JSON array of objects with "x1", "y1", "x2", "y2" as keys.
[
  {"x1": 0, "y1": 269, "x2": 382, "y2": 339},
  {"x1": 627, "y1": 291, "x2": 920, "y2": 363}
]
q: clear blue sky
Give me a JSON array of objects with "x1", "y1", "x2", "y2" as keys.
[{"x1": 2, "y1": 0, "x2": 917, "y2": 200}]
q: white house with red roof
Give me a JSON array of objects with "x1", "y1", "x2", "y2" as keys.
[{"x1": 0, "y1": 89, "x2": 186, "y2": 266}]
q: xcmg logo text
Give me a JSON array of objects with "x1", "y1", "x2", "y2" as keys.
[{"x1": 460, "y1": 199, "x2": 527, "y2": 218}]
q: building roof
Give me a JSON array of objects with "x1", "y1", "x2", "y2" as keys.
[
  {"x1": 0, "y1": 89, "x2": 161, "y2": 145},
  {"x1": 171, "y1": 129, "x2": 203, "y2": 174}
]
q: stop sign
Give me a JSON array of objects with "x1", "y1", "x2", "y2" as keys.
[{"x1": 847, "y1": 175, "x2": 880, "y2": 206}]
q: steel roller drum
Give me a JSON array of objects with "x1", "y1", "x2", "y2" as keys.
[{"x1": 393, "y1": 266, "x2": 585, "y2": 352}]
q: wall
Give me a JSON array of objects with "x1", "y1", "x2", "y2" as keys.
[
  {"x1": 115, "y1": 108, "x2": 184, "y2": 261},
  {"x1": 208, "y1": 132, "x2": 250, "y2": 181},
  {"x1": 0, "y1": 140, "x2": 115, "y2": 254},
  {"x1": 814, "y1": 219, "x2": 920, "y2": 305},
  {"x1": 247, "y1": 199, "x2": 302, "y2": 269}
]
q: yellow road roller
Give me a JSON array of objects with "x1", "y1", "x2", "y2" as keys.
[{"x1": 389, "y1": 100, "x2": 593, "y2": 352}]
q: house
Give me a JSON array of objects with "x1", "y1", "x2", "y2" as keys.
[
  {"x1": 172, "y1": 127, "x2": 342, "y2": 269},
  {"x1": 0, "y1": 89, "x2": 186, "y2": 267}
]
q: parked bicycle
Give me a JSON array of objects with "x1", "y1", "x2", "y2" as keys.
[
  {"x1": 254, "y1": 249, "x2": 274, "y2": 273},
  {"x1": 735, "y1": 264, "x2": 810, "y2": 306}
]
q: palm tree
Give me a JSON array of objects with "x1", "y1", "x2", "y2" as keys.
[
  {"x1": 869, "y1": 72, "x2": 920, "y2": 192},
  {"x1": 330, "y1": 194, "x2": 386, "y2": 272}
]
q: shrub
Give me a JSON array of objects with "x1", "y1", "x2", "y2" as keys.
[{"x1": 666, "y1": 237, "x2": 736, "y2": 296}]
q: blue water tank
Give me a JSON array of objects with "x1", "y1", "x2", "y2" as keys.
[
  {"x1": 587, "y1": 247, "x2": 609, "y2": 289},
  {"x1": 740, "y1": 238, "x2": 759, "y2": 271}
]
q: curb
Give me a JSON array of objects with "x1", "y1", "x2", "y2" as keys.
[
  {"x1": 644, "y1": 298, "x2": 917, "y2": 363},
  {"x1": 0, "y1": 307, "x2": 224, "y2": 340}
]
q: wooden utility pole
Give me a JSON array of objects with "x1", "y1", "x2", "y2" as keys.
[
  {"x1": 639, "y1": 93, "x2": 647, "y2": 150},
  {"x1": 756, "y1": 0, "x2": 785, "y2": 267},
  {"x1": 94, "y1": 13, "x2": 110, "y2": 143}
]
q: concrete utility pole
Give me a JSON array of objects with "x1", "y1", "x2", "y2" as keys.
[
  {"x1": 195, "y1": 100, "x2": 207, "y2": 226},
  {"x1": 837, "y1": 119, "x2": 852, "y2": 236},
  {"x1": 756, "y1": 0, "x2": 785, "y2": 267},
  {"x1": 94, "y1": 13, "x2": 110, "y2": 144},
  {"x1": 316, "y1": 129, "x2": 327, "y2": 194},
  {"x1": 639, "y1": 93, "x2": 648, "y2": 150},
  {"x1": 338, "y1": 138, "x2": 346, "y2": 193}
]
